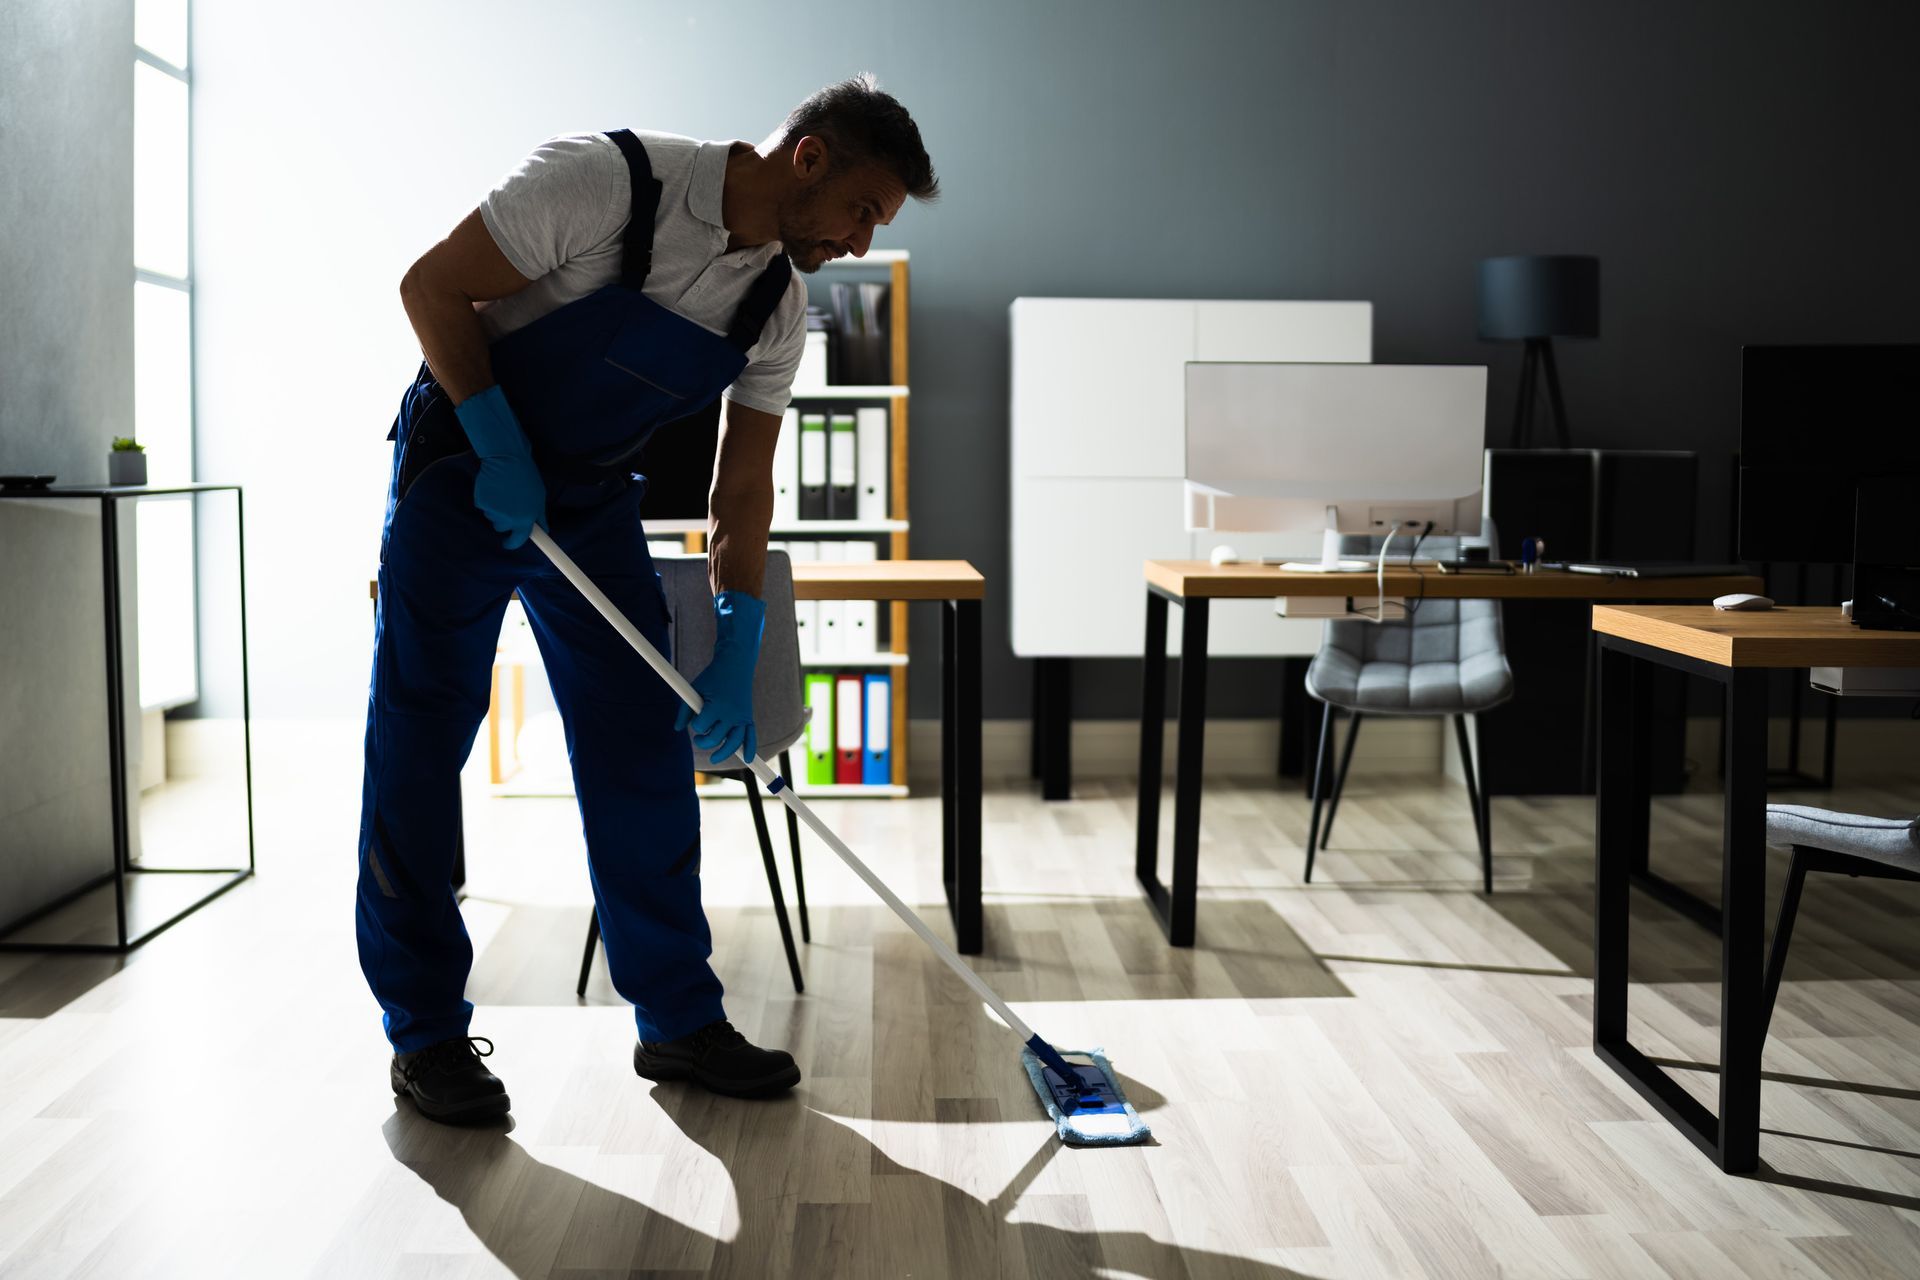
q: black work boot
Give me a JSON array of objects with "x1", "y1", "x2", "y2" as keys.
[
  {"x1": 634, "y1": 1020, "x2": 800, "y2": 1098},
  {"x1": 391, "y1": 1035, "x2": 511, "y2": 1122}
]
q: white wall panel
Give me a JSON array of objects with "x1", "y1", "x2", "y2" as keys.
[{"x1": 1010, "y1": 299, "x2": 1194, "y2": 480}]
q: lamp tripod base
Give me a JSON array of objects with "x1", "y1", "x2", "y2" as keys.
[{"x1": 1509, "y1": 338, "x2": 1573, "y2": 449}]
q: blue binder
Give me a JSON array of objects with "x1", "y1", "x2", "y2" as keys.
[{"x1": 862, "y1": 673, "x2": 892, "y2": 784}]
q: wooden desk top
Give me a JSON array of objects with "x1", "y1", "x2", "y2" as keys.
[
  {"x1": 1144, "y1": 560, "x2": 1764, "y2": 601},
  {"x1": 368, "y1": 559, "x2": 984, "y2": 603},
  {"x1": 1592, "y1": 605, "x2": 1920, "y2": 668},
  {"x1": 792, "y1": 560, "x2": 984, "y2": 601}
]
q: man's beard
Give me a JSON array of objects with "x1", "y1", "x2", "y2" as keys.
[{"x1": 778, "y1": 188, "x2": 837, "y2": 273}]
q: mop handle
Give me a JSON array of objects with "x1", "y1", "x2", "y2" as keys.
[{"x1": 527, "y1": 526, "x2": 1044, "y2": 1047}]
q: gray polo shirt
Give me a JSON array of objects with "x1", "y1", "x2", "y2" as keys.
[{"x1": 475, "y1": 130, "x2": 807, "y2": 417}]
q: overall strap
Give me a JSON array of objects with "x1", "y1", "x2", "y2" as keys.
[
  {"x1": 605, "y1": 129, "x2": 662, "y2": 291},
  {"x1": 727, "y1": 253, "x2": 794, "y2": 354}
]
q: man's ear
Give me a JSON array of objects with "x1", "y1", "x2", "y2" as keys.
[{"x1": 790, "y1": 134, "x2": 830, "y2": 182}]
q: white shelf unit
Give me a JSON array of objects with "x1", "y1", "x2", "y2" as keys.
[
  {"x1": 692, "y1": 252, "x2": 912, "y2": 797},
  {"x1": 1009, "y1": 298, "x2": 1374, "y2": 660}
]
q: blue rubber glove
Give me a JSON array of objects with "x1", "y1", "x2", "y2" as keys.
[
  {"x1": 675, "y1": 591, "x2": 765, "y2": 767},
  {"x1": 453, "y1": 385, "x2": 547, "y2": 550}
]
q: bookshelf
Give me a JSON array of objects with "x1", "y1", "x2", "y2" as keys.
[{"x1": 692, "y1": 251, "x2": 912, "y2": 799}]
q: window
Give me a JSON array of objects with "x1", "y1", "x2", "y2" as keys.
[{"x1": 134, "y1": 0, "x2": 197, "y2": 711}]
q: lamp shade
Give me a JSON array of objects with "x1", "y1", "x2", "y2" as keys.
[{"x1": 1477, "y1": 255, "x2": 1600, "y2": 340}]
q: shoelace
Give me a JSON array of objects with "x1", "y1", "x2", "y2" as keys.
[
  {"x1": 400, "y1": 1035, "x2": 494, "y2": 1086},
  {"x1": 687, "y1": 1020, "x2": 748, "y2": 1061}
]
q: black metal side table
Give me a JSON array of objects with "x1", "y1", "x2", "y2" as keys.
[{"x1": 0, "y1": 484, "x2": 253, "y2": 951}]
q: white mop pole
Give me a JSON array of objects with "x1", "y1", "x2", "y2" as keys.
[{"x1": 527, "y1": 526, "x2": 1058, "y2": 1061}]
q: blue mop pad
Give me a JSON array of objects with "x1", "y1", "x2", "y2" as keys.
[{"x1": 1020, "y1": 1045, "x2": 1150, "y2": 1146}]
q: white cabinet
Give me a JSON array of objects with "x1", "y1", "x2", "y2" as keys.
[{"x1": 1010, "y1": 297, "x2": 1372, "y2": 659}]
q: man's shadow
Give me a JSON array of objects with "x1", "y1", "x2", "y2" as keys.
[{"x1": 382, "y1": 1070, "x2": 1310, "y2": 1279}]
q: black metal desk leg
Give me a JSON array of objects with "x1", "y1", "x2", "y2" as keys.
[
  {"x1": 1166, "y1": 599, "x2": 1211, "y2": 947},
  {"x1": 1594, "y1": 644, "x2": 1640, "y2": 1047},
  {"x1": 1716, "y1": 668, "x2": 1767, "y2": 1172},
  {"x1": 942, "y1": 599, "x2": 957, "y2": 913},
  {"x1": 949, "y1": 599, "x2": 983, "y2": 954},
  {"x1": 1135, "y1": 591, "x2": 1171, "y2": 916}
]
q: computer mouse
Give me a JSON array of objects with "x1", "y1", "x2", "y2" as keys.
[
  {"x1": 1713, "y1": 593, "x2": 1774, "y2": 611},
  {"x1": 1209, "y1": 545, "x2": 1240, "y2": 566}
]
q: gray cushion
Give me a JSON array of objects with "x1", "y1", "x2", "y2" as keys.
[
  {"x1": 658, "y1": 550, "x2": 808, "y2": 760},
  {"x1": 1304, "y1": 532, "x2": 1514, "y2": 715},
  {"x1": 1765, "y1": 805, "x2": 1920, "y2": 874}
]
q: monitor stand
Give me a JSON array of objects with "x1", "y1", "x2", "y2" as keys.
[{"x1": 1273, "y1": 510, "x2": 1375, "y2": 573}]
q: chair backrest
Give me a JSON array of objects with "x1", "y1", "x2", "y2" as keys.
[
  {"x1": 1323, "y1": 522, "x2": 1508, "y2": 673},
  {"x1": 657, "y1": 550, "x2": 807, "y2": 758}
]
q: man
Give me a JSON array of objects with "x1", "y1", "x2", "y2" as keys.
[{"x1": 358, "y1": 75, "x2": 937, "y2": 1124}]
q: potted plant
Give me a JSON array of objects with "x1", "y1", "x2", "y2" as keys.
[{"x1": 109, "y1": 437, "x2": 147, "y2": 486}]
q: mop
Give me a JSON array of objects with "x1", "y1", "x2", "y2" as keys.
[{"x1": 529, "y1": 526, "x2": 1147, "y2": 1146}]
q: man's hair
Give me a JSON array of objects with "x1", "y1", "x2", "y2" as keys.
[{"x1": 775, "y1": 74, "x2": 938, "y2": 203}]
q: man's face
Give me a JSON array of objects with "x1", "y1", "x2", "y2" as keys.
[{"x1": 777, "y1": 144, "x2": 907, "y2": 274}]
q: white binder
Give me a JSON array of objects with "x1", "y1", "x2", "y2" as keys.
[
  {"x1": 855, "y1": 407, "x2": 889, "y2": 521},
  {"x1": 842, "y1": 539, "x2": 878, "y2": 656},
  {"x1": 815, "y1": 540, "x2": 846, "y2": 658},
  {"x1": 772, "y1": 408, "x2": 799, "y2": 523}
]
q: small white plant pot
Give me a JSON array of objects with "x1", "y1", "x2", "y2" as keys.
[{"x1": 109, "y1": 452, "x2": 147, "y2": 486}]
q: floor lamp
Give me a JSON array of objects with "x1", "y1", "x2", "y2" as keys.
[{"x1": 1478, "y1": 255, "x2": 1600, "y2": 449}]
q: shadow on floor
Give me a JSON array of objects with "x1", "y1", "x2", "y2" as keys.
[
  {"x1": 380, "y1": 1079, "x2": 1312, "y2": 1279},
  {"x1": 470, "y1": 897, "x2": 1351, "y2": 1010}
]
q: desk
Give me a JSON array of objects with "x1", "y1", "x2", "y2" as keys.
[
  {"x1": 1134, "y1": 562, "x2": 1764, "y2": 946},
  {"x1": 1591, "y1": 605, "x2": 1920, "y2": 1172},
  {"x1": 795, "y1": 560, "x2": 986, "y2": 954},
  {"x1": 373, "y1": 559, "x2": 988, "y2": 953}
]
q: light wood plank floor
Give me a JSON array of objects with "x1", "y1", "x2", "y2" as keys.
[{"x1": 3, "y1": 721, "x2": 1919, "y2": 1278}]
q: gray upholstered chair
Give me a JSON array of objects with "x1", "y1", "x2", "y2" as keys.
[
  {"x1": 1303, "y1": 529, "x2": 1515, "y2": 892},
  {"x1": 1760, "y1": 805, "x2": 1920, "y2": 1034},
  {"x1": 578, "y1": 550, "x2": 811, "y2": 996}
]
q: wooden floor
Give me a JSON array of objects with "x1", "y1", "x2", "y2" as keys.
[{"x1": 3, "y1": 722, "x2": 1920, "y2": 1278}]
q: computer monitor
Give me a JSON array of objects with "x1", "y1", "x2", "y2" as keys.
[
  {"x1": 1738, "y1": 344, "x2": 1920, "y2": 564},
  {"x1": 1184, "y1": 362, "x2": 1486, "y2": 566}
]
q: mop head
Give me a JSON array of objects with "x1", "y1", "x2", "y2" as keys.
[{"x1": 1020, "y1": 1045, "x2": 1150, "y2": 1146}]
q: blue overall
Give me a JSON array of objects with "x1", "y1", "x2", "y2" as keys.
[{"x1": 356, "y1": 131, "x2": 794, "y2": 1053}]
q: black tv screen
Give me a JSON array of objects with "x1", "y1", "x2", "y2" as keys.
[{"x1": 1737, "y1": 344, "x2": 1920, "y2": 563}]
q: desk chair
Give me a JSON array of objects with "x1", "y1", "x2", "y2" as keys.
[
  {"x1": 578, "y1": 551, "x2": 811, "y2": 996},
  {"x1": 1304, "y1": 531, "x2": 1515, "y2": 892},
  {"x1": 1760, "y1": 805, "x2": 1920, "y2": 1036}
]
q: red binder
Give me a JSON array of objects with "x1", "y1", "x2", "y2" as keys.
[{"x1": 834, "y1": 675, "x2": 863, "y2": 783}]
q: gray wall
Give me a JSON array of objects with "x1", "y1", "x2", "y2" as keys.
[
  {"x1": 0, "y1": 2, "x2": 134, "y2": 927},
  {"x1": 0, "y1": 0, "x2": 134, "y2": 484},
  {"x1": 877, "y1": 0, "x2": 1920, "y2": 717},
  {"x1": 190, "y1": 0, "x2": 1920, "y2": 724}
]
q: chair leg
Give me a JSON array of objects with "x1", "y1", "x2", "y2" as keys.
[
  {"x1": 1321, "y1": 711, "x2": 1363, "y2": 847},
  {"x1": 577, "y1": 909, "x2": 600, "y2": 999},
  {"x1": 1454, "y1": 715, "x2": 1493, "y2": 894},
  {"x1": 1761, "y1": 847, "x2": 1813, "y2": 1037},
  {"x1": 780, "y1": 748, "x2": 809, "y2": 943},
  {"x1": 745, "y1": 769, "x2": 805, "y2": 995},
  {"x1": 1305, "y1": 702, "x2": 1336, "y2": 883}
]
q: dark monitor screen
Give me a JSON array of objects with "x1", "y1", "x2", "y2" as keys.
[{"x1": 1738, "y1": 344, "x2": 1920, "y2": 563}]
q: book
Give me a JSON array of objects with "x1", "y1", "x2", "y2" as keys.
[
  {"x1": 855, "y1": 406, "x2": 888, "y2": 521},
  {"x1": 861, "y1": 673, "x2": 891, "y2": 784},
  {"x1": 772, "y1": 408, "x2": 799, "y2": 523},
  {"x1": 842, "y1": 540, "x2": 878, "y2": 655},
  {"x1": 828, "y1": 413, "x2": 858, "y2": 518},
  {"x1": 798, "y1": 413, "x2": 828, "y2": 519},
  {"x1": 834, "y1": 675, "x2": 862, "y2": 783},
  {"x1": 804, "y1": 673, "x2": 835, "y2": 784}
]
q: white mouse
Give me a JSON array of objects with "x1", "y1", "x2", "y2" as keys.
[
  {"x1": 1209, "y1": 545, "x2": 1240, "y2": 566},
  {"x1": 1714, "y1": 593, "x2": 1774, "y2": 611}
]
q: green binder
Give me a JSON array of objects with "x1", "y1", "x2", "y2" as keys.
[{"x1": 805, "y1": 672, "x2": 836, "y2": 784}]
